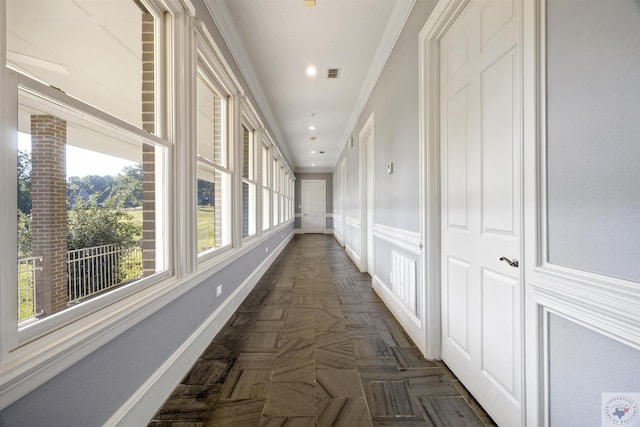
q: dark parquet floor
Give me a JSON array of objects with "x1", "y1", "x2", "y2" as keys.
[{"x1": 148, "y1": 234, "x2": 496, "y2": 426}]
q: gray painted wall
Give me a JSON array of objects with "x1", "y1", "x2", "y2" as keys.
[
  {"x1": 546, "y1": 1, "x2": 640, "y2": 425},
  {"x1": 549, "y1": 314, "x2": 640, "y2": 427},
  {"x1": 334, "y1": 0, "x2": 437, "y2": 278},
  {"x1": 295, "y1": 172, "x2": 333, "y2": 230},
  {"x1": 0, "y1": 226, "x2": 294, "y2": 426},
  {"x1": 338, "y1": 0, "x2": 435, "y2": 235},
  {"x1": 547, "y1": 0, "x2": 640, "y2": 282}
]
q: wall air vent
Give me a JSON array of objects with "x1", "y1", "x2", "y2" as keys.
[{"x1": 327, "y1": 68, "x2": 341, "y2": 79}]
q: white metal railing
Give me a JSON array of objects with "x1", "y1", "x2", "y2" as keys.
[
  {"x1": 67, "y1": 243, "x2": 142, "y2": 304},
  {"x1": 18, "y1": 245, "x2": 142, "y2": 320},
  {"x1": 18, "y1": 256, "x2": 42, "y2": 322}
]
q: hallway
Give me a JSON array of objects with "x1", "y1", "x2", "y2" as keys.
[{"x1": 148, "y1": 235, "x2": 495, "y2": 426}]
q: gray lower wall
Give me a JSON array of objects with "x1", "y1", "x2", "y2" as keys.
[
  {"x1": 549, "y1": 313, "x2": 640, "y2": 427},
  {"x1": 0, "y1": 227, "x2": 293, "y2": 426}
]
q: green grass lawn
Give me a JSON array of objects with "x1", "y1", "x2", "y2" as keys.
[
  {"x1": 120, "y1": 206, "x2": 219, "y2": 250},
  {"x1": 125, "y1": 206, "x2": 143, "y2": 228},
  {"x1": 197, "y1": 206, "x2": 216, "y2": 251}
]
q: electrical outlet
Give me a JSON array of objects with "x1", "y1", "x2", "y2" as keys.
[{"x1": 216, "y1": 285, "x2": 222, "y2": 297}]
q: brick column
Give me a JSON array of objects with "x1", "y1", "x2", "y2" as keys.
[
  {"x1": 141, "y1": 12, "x2": 156, "y2": 275},
  {"x1": 31, "y1": 115, "x2": 68, "y2": 315}
]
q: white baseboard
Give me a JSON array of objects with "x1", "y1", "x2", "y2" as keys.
[
  {"x1": 345, "y1": 244, "x2": 362, "y2": 271},
  {"x1": 372, "y1": 275, "x2": 426, "y2": 356},
  {"x1": 332, "y1": 230, "x2": 345, "y2": 247},
  {"x1": 106, "y1": 232, "x2": 294, "y2": 426}
]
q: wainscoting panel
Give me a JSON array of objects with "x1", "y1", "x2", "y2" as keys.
[{"x1": 391, "y1": 251, "x2": 417, "y2": 316}]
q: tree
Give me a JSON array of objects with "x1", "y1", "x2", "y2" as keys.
[
  {"x1": 67, "y1": 196, "x2": 141, "y2": 251},
  {"x1": 17, "y1": 150, "x2": 31, "y2": 214},
  {"x1": 17, "y1": 210, "x2": 31, "y2": 258},
  {"x1": 110, "y1": 164, "x2": 143, "y2": 208}
]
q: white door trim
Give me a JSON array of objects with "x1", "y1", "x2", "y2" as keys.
[
  {"x1": 419, "y1": 0, "x2": 538, "y2": 425},
  {"x1": 418, "y1": 0, "x2": 471, "y2": 363},
  {"x1": 358, "y1": 113, "x2": 375, "y2": 274},
  {"x1": 340, "y1": 158, "x2": 347, "y2": 247}
]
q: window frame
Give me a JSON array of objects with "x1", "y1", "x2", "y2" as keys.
[
  {"x1": 0, "y1": 0, "x2": 181, "y2": 404},
  {"x1": 239, "y1": 102, "x2": 260, "y2": 242},
  {"x1": 7, "y1": 0, "x2": 173, "y2": 343},
  {"x1": 261, "y1": 138, "x2": 272, "y2": 233},
  {"x1": 0, "y1": 0, "x2": 298, "y2": 411},
  {"x1": 13, "y1": 74, "x2": 173, "y2": 345},
  {"x1": 195, "y1": 67, "x2": 233, "y2": 261}
]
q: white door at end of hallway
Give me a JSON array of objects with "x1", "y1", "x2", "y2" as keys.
[
  {"x1": 440, "y1": 0, "x2": 523, "y2": 426},
  {"x1": 302, "y1": 180, "x2": 326, "y2": 233}
]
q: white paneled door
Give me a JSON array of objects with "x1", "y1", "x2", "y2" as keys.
[
  {"x1": 302, "y1": 180, "x2": 326, "y2": 233},
  {"x1": 440, "y1": 0, "x2": 522, "y2": 426}
]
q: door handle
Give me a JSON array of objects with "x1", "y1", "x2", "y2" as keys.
[{"x1": 499, "y1": 257, "x2": 519, "y2": 268}]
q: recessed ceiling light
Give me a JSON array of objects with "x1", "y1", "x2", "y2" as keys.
[
  {"x1": 311, "y1": 150, "x2": 316, "y2": 154},
  {"x1": 309, "y1": 125, "x2": 316, "y2": 131},
  {"x1": 303, "y1": 0, "x2": 316, "y2": 6},
  {"x1": 312, "y1": 163, "x2": 316, "y2": 166},
  {"x1": 306, "y1": 66, "x2": 317, "y2": 77}
]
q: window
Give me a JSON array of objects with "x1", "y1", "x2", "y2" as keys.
[
  {"x1": 196, "y1": 73, "x2": 231, "y2": 256},
  {"x1": 279, "y1": 165, "x2": 286, "y2": 224},
  {"x1": 242, "y1": 123, "x2": 257, "y2": 238},
  {"x1": 9, "y1": 0, "x2": 168, "y2": 331},
  {"x1": 262, "y1": 143, "x2": 271, "y2": 231},
  {"x1": 272, "y1": 157, "x2": 280, "y2": 226},
  {"x1": 7, "y1": 0, "x2": 156, "y2": 133}
]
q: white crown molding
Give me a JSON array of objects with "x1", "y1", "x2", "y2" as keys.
[
  {"x1": 338, "y1": 0, "x2": 416, "y2": 162},
  {"x1": 203, "y1": 0, "x2": 294, "y2": 168}
]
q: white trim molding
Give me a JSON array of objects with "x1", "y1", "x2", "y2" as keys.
[
  {"x1": 418, "y1": 0, "x2": 471, "y2": 363},
  {"x1": 372, "y1": 223, "x2": 422, "y2": 255},
  {"x1": 532, "y1": 265, "x2": 640, "y2": 351},
  {"x1": 345, "y1": 216, "x2": 361, "y2": 228}
]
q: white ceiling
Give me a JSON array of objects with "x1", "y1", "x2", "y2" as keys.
[{"x1": 206, "y1": 0, "x2": 415, "y2": 172}]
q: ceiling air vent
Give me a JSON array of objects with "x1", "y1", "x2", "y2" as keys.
[{"x1": 327, "y1": 68, "x2": 341, "y2": 79}]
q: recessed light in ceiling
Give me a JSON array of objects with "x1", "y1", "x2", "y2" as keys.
[
  {"x1": 303, "y1": 0, "x2": 316, "y2": 6},
  {"x1": 312, "y1": 163, "x2": 316, "y2": 166},
  {"x1": 309, "y1": 125, "x2": 316, "y2": 131},
  {"x1": 311, "y1": 150, "x2": 316, "y2": 154},
  {"x1": 306, "y1": 66, "x2": 317, "y2": 77}
]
